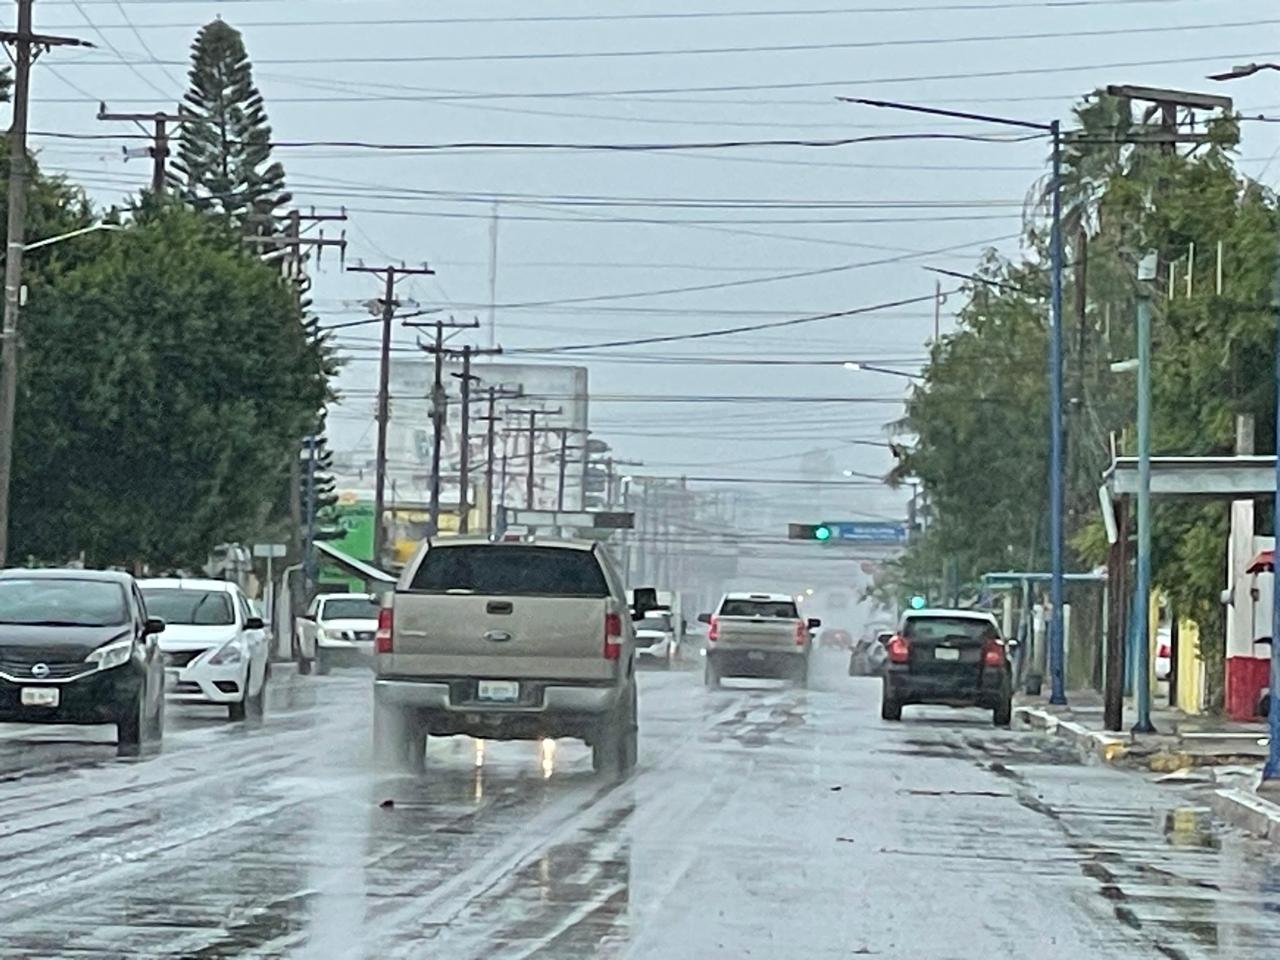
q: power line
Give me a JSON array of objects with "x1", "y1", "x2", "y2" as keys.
[{"x1": 50, "y1": 18, "x2": 1280, "y2": 66}]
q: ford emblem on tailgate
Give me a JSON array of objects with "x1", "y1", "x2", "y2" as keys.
[{"x1": 30, "y1": 663, "x2": 49, "y2": 679}]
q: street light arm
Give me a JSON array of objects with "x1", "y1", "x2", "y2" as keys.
[
  {"x1": 1207, "y1": 62, "x2": 1280, "y2": 81},
  {"x1": 837, "y1": 96, "x2": 1052, "y2": 133},
  {"x1": 23, "y1": 221, "x2": 123, "y2": 252}
]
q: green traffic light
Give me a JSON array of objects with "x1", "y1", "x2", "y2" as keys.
[
  {"x1": 910, "y1": 595, "x2": 927, "y2": 610},
  {"x1": 814, "y1": 525, "x2": 832, "y2": 541}
]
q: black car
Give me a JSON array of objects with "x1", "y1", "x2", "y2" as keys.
[
  {"x1": 0, "y1": 569, "x2": 167, "y2": 756},
  {"x1": 880, "y1": 609, "x2": 1013, "y2": 726}
]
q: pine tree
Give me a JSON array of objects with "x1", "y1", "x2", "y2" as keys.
[{"x1": 171, "y1": 19, "x2": 290, "y2": 231}]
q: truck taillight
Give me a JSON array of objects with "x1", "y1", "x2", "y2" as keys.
[
  {"x1": 794, "y1": 621, "x2": 807, "y2": 646},
  {"x1": 982, "y1": 638, "x2": 1004, "y2": 667},
  {"x1": 604, "y1": 611, "x2": 622, "y2": 660},
  {"x1": 887, "y1": 634, "x2": 910, "y2": 663},
  {"x1": 375, "y1": 607, "x2": 393, "y2": 654},
  {"x1": 707, "y1": 615, "x2": 719, "y2": 642}
]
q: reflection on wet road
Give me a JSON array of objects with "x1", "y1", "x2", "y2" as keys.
[{"x1": 0, "y1": 651, "x2": 1277, "y2": 958}]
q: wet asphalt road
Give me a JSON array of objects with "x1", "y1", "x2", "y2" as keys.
[{"x1": 0, "y1": 651, "x2": 1278, "y2": 959}]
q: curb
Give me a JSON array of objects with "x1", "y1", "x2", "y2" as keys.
[
  {"x1": 1014, "y1": 705, "x2": 1131, "y2": 763},
  {"x1": 1210, "y1": 787, "x2": 1280, "y2": 845}
]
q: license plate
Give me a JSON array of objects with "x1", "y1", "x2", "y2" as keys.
[
  {"x1": 477, "y1": 680, "x2": 519, "y2": 702},
  {"x1": 747, "y1": 651, "x2": 766, "y2": 661},
  {"x1": 934, "y1": 648, "x2": 960, "y2": 661},
  {"x1": 21, "y1": 687, "x2": 59, "y2": 707}
]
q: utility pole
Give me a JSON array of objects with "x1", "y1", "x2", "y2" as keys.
[
  {"x1": 96, "y1": 103, "x2": 189, "y2": 194},
  {"x1": 404, "y1": 316, "x2": 480, "y2": 537},
  {"x1": 476, "y1": 383, "x2": 522, "y2": 532},
  {"x1": 348, "y1": 262, "x2": 435, "y2": 567},
  {"x1": 446, "y1": 344, "x2": 502, "y2": 533},
  {"x1": 556, "y1": 428, "x2": 569, "y2": 511},
  {"x1": 1133, "y1": 254, "x2": 1158, "y2": 734},
  {"x1": 0, "y1": 5, "x2": 91, "y2": 566},
  {"x1": 487, "y1": 201, "x2": 500, "y2": 350},
  {"x1": 506, "y1": 408, "x2": 563, "y2": 509}
]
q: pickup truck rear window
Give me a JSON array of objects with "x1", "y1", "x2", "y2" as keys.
[
  {"x1": 719, "y1": 599, "x2": 798, "y2": 618},
  {"x1": 409, "y1": 546, "x2": 610, "y2": 597}
]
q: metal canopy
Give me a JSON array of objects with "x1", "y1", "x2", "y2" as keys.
[{"x1": 1103, "y1": 455, "x2": 1276, "y2": 497}]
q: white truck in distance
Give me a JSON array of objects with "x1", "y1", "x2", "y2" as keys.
[{"x1": 295, "y1": 593, "x2": 381, "y2": 674}]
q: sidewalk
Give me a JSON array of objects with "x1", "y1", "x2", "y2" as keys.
[{"x1": 1015, "y1": 689, "x2": 1280, "y2": 845}]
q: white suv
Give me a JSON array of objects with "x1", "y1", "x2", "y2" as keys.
[{"x1": 139, "y1": 578, "x2": 270, "y2": 721}]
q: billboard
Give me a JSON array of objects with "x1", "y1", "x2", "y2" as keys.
[{"x1": 385, "y1": 358, "x2": 589, "y2": 517}]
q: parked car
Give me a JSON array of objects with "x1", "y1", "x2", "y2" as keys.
[
  {"x1": 373, "y1": 537, "x2": 644, "y2": 776},
  {"x1": 881, "y1": 608, "x2": 1014, "y2": 726},
  {"x1": 139, "y1": 578, "x2": 270, "y2": 722},
  {"x1": 699, "y1": 592, "x2": 819, "y2": 688},
  {"x1": 1155, "y1": 627, "x2": 1172, "y2": 682},
  {"x1": 0, "y1": 569, "x2": 166, "y2": 756},
  {"x1": 295, "y1": 592, "x2": 380, "y2": 675},
  {"x1": 634, "y1": 610, "x2": 676, "y2": 668}
]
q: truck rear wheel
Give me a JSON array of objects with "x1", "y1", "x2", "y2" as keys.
[
  {"x1": 592, "y1": 684, "x2": 637, "y2": 777},
  {"x1": 374, "y1": 700, "x2": 425, "y2": 773}
]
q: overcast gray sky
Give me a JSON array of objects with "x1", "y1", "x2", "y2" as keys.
[{"x1": 20, "y1": 0, "x2": 1280, "y2": 528}]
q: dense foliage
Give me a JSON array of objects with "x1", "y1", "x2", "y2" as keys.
[{"x1": 876, "y1": 92, "x2": 1278, "y2": 700}]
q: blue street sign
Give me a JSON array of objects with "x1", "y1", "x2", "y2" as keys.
[{"x1": 822, "y1": 521, "x2": 909, "y2": 545}]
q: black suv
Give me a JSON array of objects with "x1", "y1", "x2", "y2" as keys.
[
  {"x1": 0, "y1": 569, "x2": 167, "y2": 756},
  {"x1": 880, "y1": 609, "x2": 1013, "y2": 726}
]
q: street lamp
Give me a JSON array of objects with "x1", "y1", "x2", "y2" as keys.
[
  {"x1": 1209, "y1": 61, "x2": 1280, "y2": 787},
  {"x1": 0, "y1": 219, "x2": 127, "y2": 565},
  {"x1": 842, "y1": 360, "x2": 923, "y2": 381},
  {"x1": 840, "y1": 96, "x2": 1068, "y2": 706}
]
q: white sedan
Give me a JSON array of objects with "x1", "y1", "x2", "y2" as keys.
[
  {"x1": 139, "y1": 578, "x2": 270, "y2": 721},
  {"x1": 634, "y1": 612, "x2": 676, "y2": 669}
]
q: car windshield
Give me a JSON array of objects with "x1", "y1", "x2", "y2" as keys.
[
  {"x1": 637, "y1": 615, "x2": 671, "y2": 631},
  {"x1": 720, "y1": 599, "x2": 798, "y2": 618},
  {"x1": 321, "y1": 597, "x2": 378, "y2": 620},
  {"x1": 0, "y1": 578, "x2": 128, "y2": 627},
  {"x1": 142, "y1": 588, "x2": 235, "y2": 626},
  {"x1": 410, "y1": 546, "x2": 610, "y2": 597},
  {"x1": 905, "y1": 617, "x2": 996, "y2": 642}
]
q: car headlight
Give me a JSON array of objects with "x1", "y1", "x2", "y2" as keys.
[
  {"x1": 86, "y1": 638, "x2": 134, "y2": 671},
  {"x1": 208, "y1": 641, "x2": 244, "y2": 665}
]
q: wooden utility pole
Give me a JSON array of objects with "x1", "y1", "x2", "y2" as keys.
[
  {"x1": 506, "y1": 408, "x2": 563, "y2": 509},
  {"x1": 96, "y1": 103, "x2": 189, "y2": 194},
  {"x1": 476, "y1": 383, "x2": 522, "y2": 532},
  {"x1": 348, "y1": 263, "x2": 435, "y2": 566},
  {"x1": 0, "y1": 4, "x2": 91, "y2": 566},
  {"x1": 446, "y1": 344, "x2": 502, "y2": 533}
]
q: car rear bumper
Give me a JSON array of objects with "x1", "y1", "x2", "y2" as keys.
[
  {"x1": 885, "y1": 666, "x2": 1008, "y2": 706},
  {"x1": 376, "y1": 677, "x2": 622, "y2": 742},
  {"x1": 375, "y1": 677, "x2": 619, "y2": 714},
  {"x1": 0, "y1": 666, "x2": 141, "y2": 725},
  {"x1": 709, "y1": 648, "x2": 804, "y2": 678}
]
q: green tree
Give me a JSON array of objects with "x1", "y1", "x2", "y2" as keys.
[
  {"x1": 11, "y1": 201, "x2": 326, "y2": 567},
  {"x1": 171, "y1": 19, "x2": 289, "y2": 230}
]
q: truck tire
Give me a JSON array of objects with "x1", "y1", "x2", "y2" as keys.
[
  {"x1": 374, "y1": 700, "x2": 425, "y2": 773},
  {"x1": 315, "y1": 649, "x2": 331, "y2": 676},
  {"x1": 704, "y1": 658, "x2": 721, "y2": 689},
  {"x1": 592, "y1": 683, "x2": 637, "y2": 777},
  {"x1": 993, "y1": 696, "x2": 1012, "y2": 727}
]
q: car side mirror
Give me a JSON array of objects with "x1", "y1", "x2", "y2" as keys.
[
  {"x1": 807, "y1": 618, "x2": 822, "y2": 630},
  {"x1": 144, "y1": 617, "x2": 166, "y2": 635},
  {"x1": 245, "y1": 616, "x2": 265, "y2": 630},
  {"x1": 697, "y1": 613, "x2": 712, "y2": 625}
]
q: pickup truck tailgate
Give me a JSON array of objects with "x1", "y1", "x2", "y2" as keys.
[
  {"x1": 392, "y1": 595, "x2": 613, "y2": 680},
  {"x1": 715, "y1": 616, "x2": 800, "y2": 650}
]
